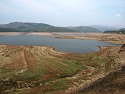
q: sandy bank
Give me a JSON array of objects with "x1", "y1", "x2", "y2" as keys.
[
  {"x1": 0, "y1": 32, "x2": 54, "y2": 36},
  {"x1": 0, "y1": 32, "x2": 24, "y2": 36},
  {"x1": 55, "y1": 33, "x2": 125, "y2": 44},
  {"x1": 26, "y1": 32, "x2": 53, "y2": 35},
  {"x1": 0, "y1": 32, "x2": 87, "y2": 36}
]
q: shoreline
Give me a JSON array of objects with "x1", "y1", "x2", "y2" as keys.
[
  {"x1": 0, "y1": 32, "x2": 85, "y2": 36},
  {"x1": 0, "y1": 39, "x2": 124, "y2": 93},
  {"x1": 0, "y1": 32, "x2": 24, "y2": 36},
  {"x1": 0, "y1": 32, "x2": 105, "y2": 36},
  {"x1": 0, "y1": 32, "x2": 124, "y2": 46},
  {"x1": 0, "y1": 32, "x2": 53, "y2": 36},
  {"x1": 55, "y1": 33, "x2": 125, "y2": 45}
]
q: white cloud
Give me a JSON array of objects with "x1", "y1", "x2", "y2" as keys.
[{"x1": 116, "y1": 13, "x2": 121, "y2": 17}]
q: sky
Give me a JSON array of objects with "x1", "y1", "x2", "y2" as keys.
[{"x1": 0, "y1": 0, "x2": 125, "y2": 27}]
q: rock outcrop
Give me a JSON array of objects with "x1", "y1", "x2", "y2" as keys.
[{"x1": 119, "y1": 44, "x2": 125, "y2": 53}]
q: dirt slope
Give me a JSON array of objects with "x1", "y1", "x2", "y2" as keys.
[
  {"x1": 70, "y1": 44, "x2": 125, "y2": 94},
  {"x1": 0, "y1": 44, "x2": 125, "y2": 94}
]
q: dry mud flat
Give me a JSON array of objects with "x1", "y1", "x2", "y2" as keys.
[{"x1": 0, "y1": 44, "x2": 125, "y2": 94}]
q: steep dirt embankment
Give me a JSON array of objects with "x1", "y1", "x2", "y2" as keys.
[
  {"x1": 70, "y1": 44, "x2": 125, "y2": 94},
  {"x1": 77, "y1": 66, "x2": 125, "y2": 94}
]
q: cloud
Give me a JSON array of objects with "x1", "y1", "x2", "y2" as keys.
[
  {"x1": 116, "y1": 13, "x2": 121, "y2": 17},
  {"x1": 0, "y1": 0, "x2": 125, "y2": 26},
  {"x1": 10, "y1": 0, "x2": 62, "y2": 16}
]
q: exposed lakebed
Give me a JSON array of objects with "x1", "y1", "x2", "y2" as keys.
[{"x1": 0, "y1": 35, "x2": 119, "y2": 53}]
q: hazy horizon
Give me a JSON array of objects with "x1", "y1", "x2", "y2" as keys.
[{"x1": 0, "y1": 0, "x2": 125, "y2": 27}]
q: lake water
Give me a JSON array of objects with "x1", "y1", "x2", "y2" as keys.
[{"x1": 0, "y1": 35, "x2": 119, "y2": 53}]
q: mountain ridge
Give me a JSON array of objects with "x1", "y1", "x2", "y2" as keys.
[
  {"x1": 1, "y1": 22, "x2": 123, "y2": 33},
  {"x1": 0, "y1": 22, "x2": 77, "y2": 32},
  {"x1": 90, "y1": 25, "x2": 120, "y2": 31},
  {"x1": 67, "y1": 26, "x2": 101, "y2": 33}
]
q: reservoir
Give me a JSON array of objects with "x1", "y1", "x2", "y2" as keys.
[{"x1": 0, "y1": 35, "x2": 119, "y2": 53}]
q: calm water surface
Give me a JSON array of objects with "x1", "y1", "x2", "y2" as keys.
[{"x1": 0, "y1": 35, "x2": 119, "y2": 53}]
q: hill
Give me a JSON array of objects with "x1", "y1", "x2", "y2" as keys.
[
  {"x1": 67, "y1": 26, "x2": 101, "y2": 33},
  {"x1": 90, "y1": 25, "x2": 120, "y2": 31},
  {"x1": 0, "y1": 28, "x2": 20, "y2": 32},
  {"x1": 0, "y1": 22, "x2": 77, "y2": 32}
]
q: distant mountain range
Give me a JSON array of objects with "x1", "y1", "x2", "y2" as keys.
[
  {"x1": 0, "y1": 22, "x2": 76, "y2": 32},
  {"x1": 0, "y1": 22, "x2": 124, "y2": 33},
  {"x1": 67, "y1": 26, "x2": 101, "y2": 33},
  {"x1": 90, "y1": 25, "x2": 120, "y2": 31}
]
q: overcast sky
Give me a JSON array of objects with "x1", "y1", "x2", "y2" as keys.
[{"x1": 0, "y1": 0, "x2": 125, "y2": 27}]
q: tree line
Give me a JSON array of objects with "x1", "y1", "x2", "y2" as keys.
[{"x1": 104, "y1": 28, "x2": 125, "y2": 34}]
